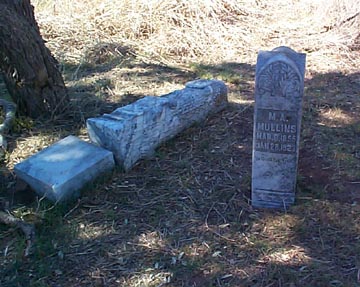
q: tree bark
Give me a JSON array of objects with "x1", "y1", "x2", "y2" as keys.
[{"x1": 0, "y1": 0, "x2": 69, "y2": 118}]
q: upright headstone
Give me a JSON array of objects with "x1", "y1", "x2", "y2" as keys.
[{"x1": 252, "y1": 46, "x2": 306, "y2": 209}]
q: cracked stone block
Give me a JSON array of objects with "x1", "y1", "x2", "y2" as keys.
[
  {"x1": 87, "y1": 79, "x2": 228, "y2": 170},
  {"x1": 14, "y1": 135, "x2": 115, "y2": 202}
]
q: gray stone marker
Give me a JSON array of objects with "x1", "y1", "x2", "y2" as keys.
[
  {"x1": 14, "y1": 136, "x2": 115, "y2": 202},
  {"x1": 87, "y1": 79, "x2": 227, "y2": 170},
  {"x1": 252, "y1": 46, "x2": 306, "y2": 209}
]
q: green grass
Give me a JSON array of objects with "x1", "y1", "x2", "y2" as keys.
[{"x1": 190, "y1": 63, "x2": 245, "y2": 84}]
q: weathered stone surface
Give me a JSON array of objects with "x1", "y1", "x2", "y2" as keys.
[
  {"x1": 14, "y1": 136, "x2": 115, "y2": 202},
  {"x1": 252, "y1": 46, "x2": 306, "y2": 209},
  {"x1": 87, "y1": 79, "x2": 228, "y2": 170}
]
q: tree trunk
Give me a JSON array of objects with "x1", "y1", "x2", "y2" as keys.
[{"x1": 0, "y1": 0, "x2": 69, "y2": 118}]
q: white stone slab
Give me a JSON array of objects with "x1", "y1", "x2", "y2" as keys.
[{"x1": 14, "y1": 135, "x2": 115, "y2": 202}]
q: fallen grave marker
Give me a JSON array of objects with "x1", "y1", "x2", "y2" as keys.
[
  {"x1": 87, "y1": 79, "x2": 228, "y2": 170},
  {"x1": 14, "y1": 79, "x2": 227, "y2": 202}
]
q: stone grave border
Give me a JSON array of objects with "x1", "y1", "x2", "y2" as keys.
[{"x1": 14, "y1": 79, "x2": 228, "y2": 203}]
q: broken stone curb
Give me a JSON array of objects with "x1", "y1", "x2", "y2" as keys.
[
  {"x1": 14, "y1": 79, "x2": 228, "y2": 203},
  {"x1": 87, "y1": 79, "x2": 228, "y2": 170}
]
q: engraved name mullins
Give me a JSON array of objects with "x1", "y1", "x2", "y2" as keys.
[{"x1": 254, "y1": 109, "x2": 297, "y2": 154}]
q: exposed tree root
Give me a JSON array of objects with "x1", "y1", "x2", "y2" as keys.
[
  {"x1": 0, "y1": 210, "x2": 35, "y2": 257},
  {"x1": 0, "y1": 97, "x2": 16, "y2": 151}
]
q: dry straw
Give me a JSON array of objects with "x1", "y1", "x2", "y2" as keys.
[
  {"x1": 32, "y1": 0, "x2": 359, "y2": 69},
  {"x1": 32, "y1": 0, "x2": 258, "y2": 64}
]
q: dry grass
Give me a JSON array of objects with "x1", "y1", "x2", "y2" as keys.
[
  {"x1": 31, "y1": 0, "x2": 359, "y2": 69},
  {"x1": 1, "y1": 0, "x2": 360, "y2": 286},
  {"x1": 32, "y1": 0, "x2": 256, "y2": 64}
]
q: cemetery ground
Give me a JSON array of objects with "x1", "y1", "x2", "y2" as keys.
[{"x1": 1, "y1": 0, "x2": 360, "y2": 286}]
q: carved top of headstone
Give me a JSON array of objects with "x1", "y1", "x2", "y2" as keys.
[
  {"x1": 257, "y1": 61, "x2": 301, "y2": 98},
  {"x1": 255, "y1": 47, "x2": 306, "y2": 111}
]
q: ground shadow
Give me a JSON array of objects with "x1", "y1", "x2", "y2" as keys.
[
  {"x1": 299, "y1": 71, "x2": 360, "y2": 203},
  {"x1": 0, "y1": 52, "x2": 198, "y2": 209},
  {"x1": 1, "y1": 60, "x2": 360, "y2": 286}
]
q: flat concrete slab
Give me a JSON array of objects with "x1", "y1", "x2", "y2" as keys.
[{"x1": 14, "y1": 136, "x2": 115, "y2": 203}]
